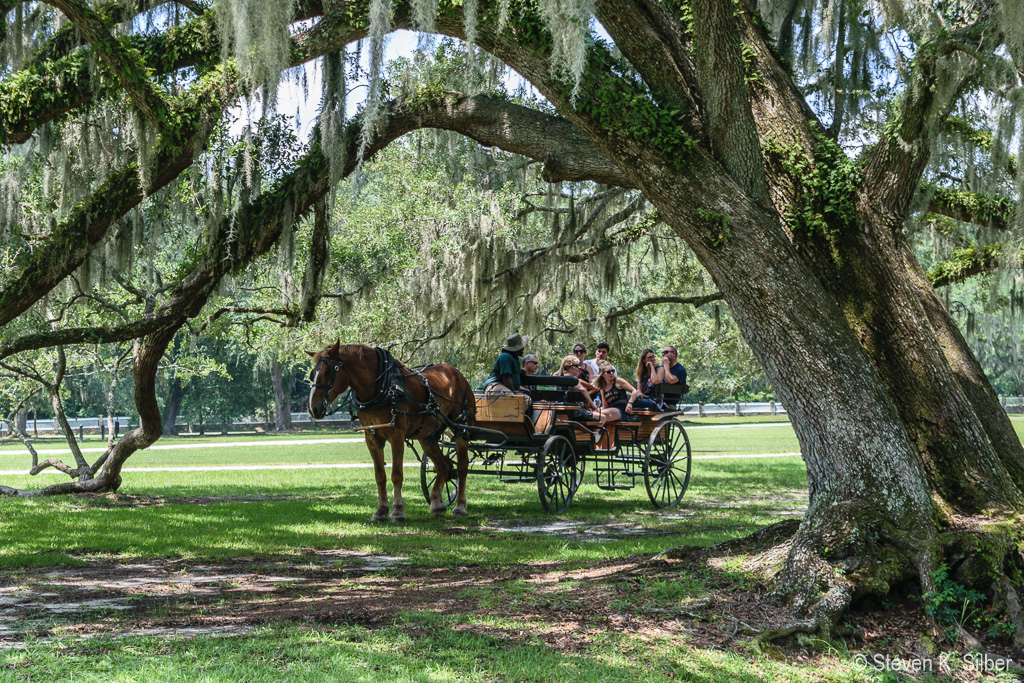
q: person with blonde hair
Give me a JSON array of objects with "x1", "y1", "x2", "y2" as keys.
[
  {"x1": 554, "y1": 354, "x2": 598, "y2": 411},
  {"x1": 592, "y1": 360, "x2": 641, "y2": 425}
]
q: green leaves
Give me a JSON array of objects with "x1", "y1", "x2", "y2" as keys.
[{"x1": 767, "y1": 135, "x2": 862, "y2": 237}]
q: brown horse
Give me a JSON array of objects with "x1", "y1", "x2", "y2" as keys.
[{"x1": 307, "y1": 343, "x2": 475, "y2": 521}]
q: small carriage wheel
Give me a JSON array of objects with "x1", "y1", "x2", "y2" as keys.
[
  {"x1": 536, "y1": 435, "x2": 581, "y2": 514},
  {"x1": 420, "y1": 444, "x2": 459, "y2": 508},
  {"x1": 643, "y1": 419, "x2": 692, "y2": 509}
]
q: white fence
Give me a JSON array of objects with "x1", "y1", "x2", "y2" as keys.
[{"x1": 8, "y1": 397, "x2": 1024, "y2": 435}]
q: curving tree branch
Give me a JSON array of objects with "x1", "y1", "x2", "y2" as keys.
[{"x1": 541, "y1": 293, "x2": 724, "y2": 334}]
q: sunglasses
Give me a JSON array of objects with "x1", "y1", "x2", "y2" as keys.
[
  {"x1": 573, "y1": 349, "x2": 585, "y2": 354},
  {"x1": 603, "y1": 369, "x2": 615, "y2": 375}
]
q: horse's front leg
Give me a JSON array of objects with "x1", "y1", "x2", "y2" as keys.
[
  {"x1": 420, "y1": 439, "x2": 449, "y2": 516},
  {"x1": 388, "y1": 433, "x2": 406, "y2": 522},
  {"x1": 365, "y1": 432, "x2": 390, "y2": 522},
  {"x1": 453, "y1": 434, "x2": 470, "y2": 517}
]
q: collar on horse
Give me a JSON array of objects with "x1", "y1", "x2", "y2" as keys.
[{"x1": 351, "y1": 347, "x2": 405, "y2": 412}]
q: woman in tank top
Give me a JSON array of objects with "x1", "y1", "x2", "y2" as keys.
[{"x1": 592, "y1": 361, "x2": 641, "y2": 426}]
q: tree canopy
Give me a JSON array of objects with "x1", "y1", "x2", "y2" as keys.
[{"x1": 2, "y1": 0, "x2": 1024, "y2": 642}]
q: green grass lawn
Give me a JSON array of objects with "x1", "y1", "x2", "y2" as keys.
[
  {"x1": 1, "y1": 621, "x2": 871, "y2": 682},
  {"x1": 0, "y1": 453, "x2": 808, "y2": 568}
]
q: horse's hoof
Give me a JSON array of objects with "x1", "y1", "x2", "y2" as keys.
[
  {"x1": 430, "y1": 503, "x2": 447, "y2": 516},
  {"x1": 370, "y1": 511, "x2": 389, "y2": 522},
  {"x1": 452, "y1": 506, "x2": 469, "y2": 517},
  {"x1": 390, "y1": 512, "x2": 407, "y2": 523}
]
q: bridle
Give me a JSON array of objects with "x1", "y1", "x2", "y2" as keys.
[{"x1": 310, "y1": 353, "x2": 345, "y2": 418}]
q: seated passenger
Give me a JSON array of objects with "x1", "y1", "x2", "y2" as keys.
[
  {"x1": 483, "y1": 333, "x2": 532, "y2": 407},
  {"x1": 584, "y1": 342, "x2": 610, "y2": 381},
  {"x1": 571, "y1": 343, "x2": 592, "y2": 382},
  {"x1": 592, "y1": 361, "x2": 641, "y2": 426},
  {"x1": 632, "y1": 348, "x2": 666, "y2": 411},
  {"x1": 659, "y1": 345, "x2": 688, "y2": 389},
  {"x1": 553, "y1": 355, "x2": 598, "y2": 412}
]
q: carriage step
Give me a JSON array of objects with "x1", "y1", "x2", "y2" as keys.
[{"x1": 596, "y1": 484, "x2": 633, "y2": 491}]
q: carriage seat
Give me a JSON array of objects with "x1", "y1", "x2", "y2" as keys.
[{"x1": 649, "y1": 383, "x2": 687, "y2": 408}]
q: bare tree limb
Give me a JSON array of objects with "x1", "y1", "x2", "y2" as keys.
[
  {"x1": 400, "y1": 318, "x2": 461, "y2": 357},
  {"x1": 540, "y1": 294, "x2": 723, "y2": 334},
  {"x1": 0, "y1": 388, "x2": 43, "y2": 469},
  {"x1": 49, "y1": 344, "x2": 92, "y2": 476},
  {"x1": 0, "y1": 315, "x2": 181, "y2": 361},
  {"x1": 30, "y1": 458, "x2": 81, "y2": 476}
]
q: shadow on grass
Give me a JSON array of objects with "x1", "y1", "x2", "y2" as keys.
[
  {"x1": 1, "y1": 613, "x2": 846, "y2": 682},
  {"x1": 0, "y1": 458, "x2": 810, "y2": 570}
]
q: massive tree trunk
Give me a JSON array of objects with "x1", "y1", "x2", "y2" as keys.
[{"x1": 461, "y1": 0, "x2": 1024, "y2": 629}]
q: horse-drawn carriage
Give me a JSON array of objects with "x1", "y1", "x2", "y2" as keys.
[
  {"x1": 421, "y1": 376, "x2": 693, "y2": 513},
  {"x1": 308, "y1": 343, "x2": 692, "y2": 519}
]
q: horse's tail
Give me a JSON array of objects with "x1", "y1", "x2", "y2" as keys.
[{"x1": 452, "y1": 366, "x2": 475, "y2": 426}]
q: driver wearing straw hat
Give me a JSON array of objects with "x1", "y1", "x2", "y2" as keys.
[{"x1": 483, "y1": 333, "x2": 531, "y2": 402}]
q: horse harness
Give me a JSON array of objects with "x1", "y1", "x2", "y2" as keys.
[{"x1": 314, "y1": 347, "x2": 472, "y2": 440}]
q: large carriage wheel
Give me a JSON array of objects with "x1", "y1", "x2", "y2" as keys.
[
  {"x1": 536, "y1": 435, "x2": 582, "y2": 514},
  {"x1": 643, "y1": 419, "x2": 692, "y2": 509},
  {"x1": 420, "y1": 443, "x2": 459, "y2": 508}
]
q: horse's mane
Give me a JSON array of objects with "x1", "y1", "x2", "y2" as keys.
[{"x1": 333, "y1": 343, "x2": 411, "y2": 373}]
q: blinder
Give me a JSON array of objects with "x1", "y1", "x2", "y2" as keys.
[
  {"x1": 310, "y1": 354, "x2": 345, "y2": 418},
  {"x1": 311, "y1": 354, "x2": 344, "y2": 390}
]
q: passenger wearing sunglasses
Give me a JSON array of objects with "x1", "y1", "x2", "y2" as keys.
[
  {"x1": 571, "y1": 344, "x2": 591, "y2": 382},
  {"x1": 591, "y1": 361, "x2": 641, "y2": 426},
  {"x1": 553, "y1": 355, "x2": 598, "y2": 413}
]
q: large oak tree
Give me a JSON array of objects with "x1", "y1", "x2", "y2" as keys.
[{"x1": 2, "y1": 0, "x2": 1023, "y2": 638}]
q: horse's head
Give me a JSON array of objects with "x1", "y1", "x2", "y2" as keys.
[{"x1": 307, "y1": 342, "x2": 350, "y2": 419}]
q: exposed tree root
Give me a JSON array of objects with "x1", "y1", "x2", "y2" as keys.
[
  {"x1": 644, "y1": 519, "x2": 801, "y2": 564},
  {"x1": 996, "y1": 576, "x2": 1024, "y2": 650},
  {"x1": 631, "y1": 502, "x2": 1024, "y2": 653}
]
